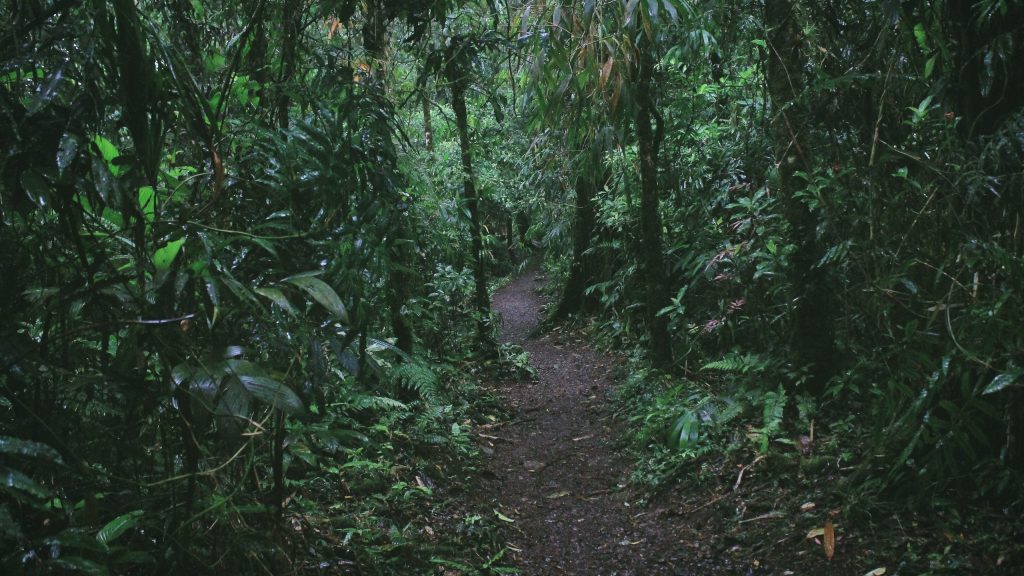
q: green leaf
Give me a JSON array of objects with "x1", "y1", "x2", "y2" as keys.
[
  {"x1": 97, "y1": 510, "x2": 143, "y2": 545},
  {"x1": 662, "y1": 0, "x2": 679, "y2": 21},
  {"x1": 255, "y1": 287, "x2": 298, "y2": 317},
  {"x1": 982, "y1": 372, "x2": 1021, "y2": 395},
  {"x1": 138, "y1": 186, "x2": 156, "y2": 223},
  {"x1": 283, "y1": 273, "x2": 349, "y2": 323},
  {"x1": 667, "y1": 411, "x2": 700, "y2": 450},
  {"x1": 0, "y1": 466, "x2": 51, "y2": 499},
  {"x1": 153, "y1": 237, "x2": 186, "y2": 270},
  {"x1": 0, "y1": 436, "x2": 63, "y2": 463},
  {"x1": 913, "y1": 23, "x2": 928, "y2": 51},
  {"x1": 93, "y1": 135, "x2": 122, "y2": 176},
  {"x1": 224, "y1": 360, "x2": 304, "y2": 415},
  {"x1": 924, "y1": 55, "x2": 936, "y2": 79}
]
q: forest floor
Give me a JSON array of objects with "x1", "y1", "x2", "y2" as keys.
[
  {"x1": 472, "y1": 270, "x2": 912, "y2": 576},
  {"x1": 470, "y1": 269, "x2": 1022, "y2": 576}
]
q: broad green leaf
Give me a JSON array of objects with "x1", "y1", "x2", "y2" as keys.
[
  {"x1": 97, "y1": 510, "x2": 143, "y2": 545},
  {"x1": 924, "y1": 55, "x2": 936, "y2": 79},
  {"x1": 255, "y1": 287, "x2": 298, "y2": 317},
  {"x1": 153, "y1": 237, "x2": 186, "y2": 270},
  {"x1": 93, "y1": 135, "x2": 122, "y2": 176},
  {"x1": 284, "y1": 273, "x2": 349, "y2": 323},
  {"x1": 0, "y1": 436, "x2": 63, "y2": 463},
  {"x1": 224, "y1": 360, "x2": 304, "y2": 415}
]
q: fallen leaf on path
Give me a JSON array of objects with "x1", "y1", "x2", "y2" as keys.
[
  {"x1": 863, "y1": 569, "x2": 886, "y2": 576},
  {"x1": 824, "y1": 518, "x2": 836, "y2": 560},
  {"x1": 806, "y1": 527, "x2": 826, "y2": 539},
  {"x1": 545, "y1": 490, "x2": 570, "y2": 499},
  {"x1": 494, "y1": 510, "x2": 515, "y2": 523},
  {"x1": 572, "y1": 434, "x2": 593, "y2": 442}
]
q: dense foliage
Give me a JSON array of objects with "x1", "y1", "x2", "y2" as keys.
[{"x1": 3, "y1": 0, "x2": 1023, "y2": 574}]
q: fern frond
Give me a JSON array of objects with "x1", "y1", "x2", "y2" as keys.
[{"x1": 391, "y1": 362, "x2": 440, "y2": 402}]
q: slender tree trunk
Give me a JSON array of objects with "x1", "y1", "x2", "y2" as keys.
[
  {"x1": 555, "y1": 169, "x2": 599, "y2": 319},
  {"x1": 276, "y1": 0, "x2": 301, "y2": 129},
  {"x1": 362, "y1": 0, "x2": 416, "y2": 354},
  {"x1": 635, "y1": 47, "x2": 673, "y2": 370},
  {"x1": 422, "y1": 86, "x2": 434, "y2": 153},
  {"x1": 765, "y1": 0, "x2": 835, "y2": 392},
  {"x1": 449, "y1": 73, "x2": 493, "y2": 350}
]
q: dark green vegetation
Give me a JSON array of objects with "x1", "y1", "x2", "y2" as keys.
[{"x1": 2, "y1": 0, "x2": 1023, "y2": 574}]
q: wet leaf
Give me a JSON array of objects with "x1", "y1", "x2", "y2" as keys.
[
  {"x1": 255, "y1": 287, "x2": 298, "y2": 317},
  {"x1": 284, "y1": 273, "x2": 349, "y2": 323},
  {"x1": 863, "y1": 569, "x2": 886, "y2": 576},
  {"x1": 224, "y1": 360, "x2": 304, "y2": 415},
  {"x1": 982, "y1": 372, "x2": 1020, "y2": 395},
  {"x1": 1, "y1": 466, "x2": 51, "y2": 499},
  {"x1": 153, "y1": 237, "x2": 186, "y2": 270},
  {"x1": 0, "y1": 436, "x2": 63, "y2": 463},
  {"x1": 97, "y1": 510, "x2": 143, "y2": 545}
]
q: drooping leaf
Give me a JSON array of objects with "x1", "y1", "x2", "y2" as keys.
[
  {"x1": 667, "y1": 411, "x2": 700, "y2": 450},
  {"x1": 224, "y1": 360, "x2": 303, "y2": 415},
  {"x1": 0, "y1": 436, "x2": 63, "y2": 463},
  {"x1": 97, "y1": 510, "x2": 143, "y2": 545},
  {"x1": 284, "y1": 273, "x2": 349, "y2": 323},
  {"x1": 255, "y1": 287, "x2": 298, "y2": 317},
  {"x1": 0, "y1": 466, "x2": 51, "y2": 499}
]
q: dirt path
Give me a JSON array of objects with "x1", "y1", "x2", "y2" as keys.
[{"x1": 480, "y1": 270, "x2": 689, "y2": 575}]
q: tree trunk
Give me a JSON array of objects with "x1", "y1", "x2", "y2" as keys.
[
  {"x1": 422, "y1": 87, "x2": 434, "y2": 153},
  {"x1": 635, "y1": 47, "x2": 673, "y2": 370},
  {"x1": 765, "y1": 0, "x2": 836, "y2": 392},
  {"x1": 555, "y1": 170, "x2": 599, "y2": 319},
  {"x1": 362, "y1": 0, "x2": 415, "y2": 354},
  {"x1": 276, "y1": 0, "x2": 301, "y2": 129},
  {"x1": 449, "y1": 72, "x2": 493, "y2": 351}
]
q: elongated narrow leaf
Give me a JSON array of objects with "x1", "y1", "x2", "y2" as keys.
[
  {"x1": 982, "y1": 372, "x2": 1020, "y2": 395},
  {"x1": 255, "y1": 287, "x2": 298, "y2": 317},
  {"x1": 224, "y1": 360, "x2": 304, "y2": 415},
  {"x1": 97, "y1": 510, "x2": 143, "y2": 545},
  {"x1": 1, "y1": 466, "x2": 50, "y2": 499},
  {"x1": 284, "y1": 274, "x2": 349, "y2": 323},
  {"x1": 0, "y1": 436, "x2": 63, "y2": 463}
]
